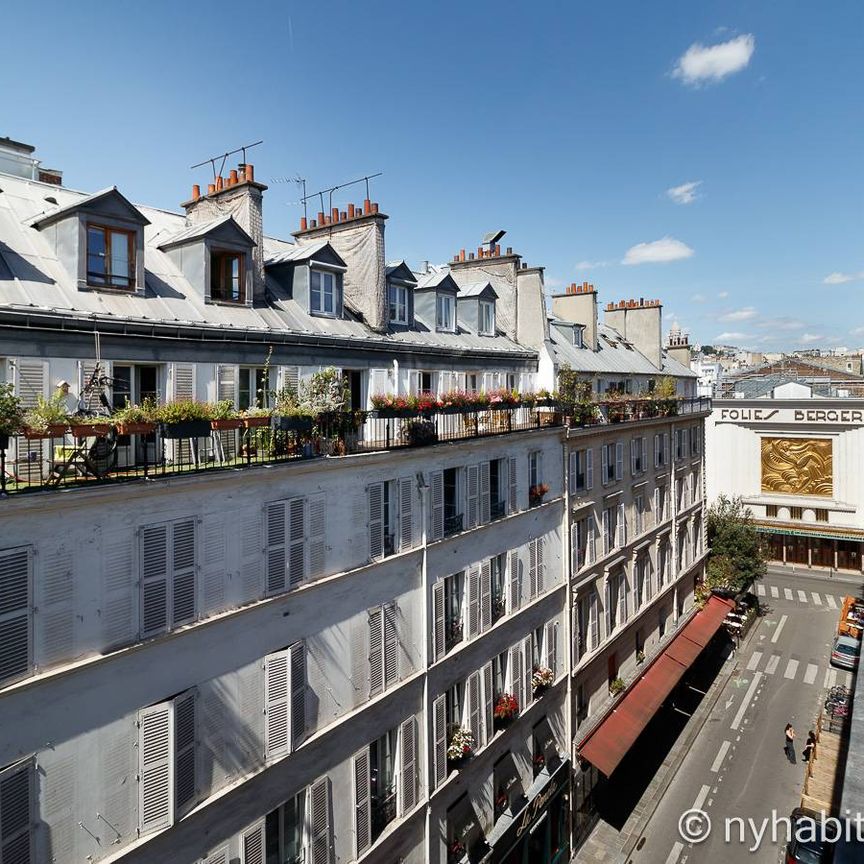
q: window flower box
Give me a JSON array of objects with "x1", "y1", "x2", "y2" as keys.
[
  {"x1": 210, "y1": 417, "x2": 244, "y2": 431},
  {"x1": 23, "y1": 424, "x2": 67, "y2": 439},
  {"x1": 447, "y1": 726, "x2": 475, "y2": 767},
  {"x1": 69, "y1": 421, "x2": 112, "y2": 438},
  {"x1": 493, "y1": 693, "x2": 519, "y2": 728},
  {"x1": 115, "y1": 421, "x2": 156, "y2": 436},
  {"x1": 161, "y1": 419, "x2": 212, "y2": 439},
  {"x1": 609, "y1": 676, "x2": 626, "y2": 697},
  {"x1": 275, "y1": 415, "x2": 314, "y2": 433},
  {"x1": 531, "y1": 665, "x2": 554, "y2": 696},
  {"x1": 242, "y1": 415, "x2": 271, "y2": 429}
]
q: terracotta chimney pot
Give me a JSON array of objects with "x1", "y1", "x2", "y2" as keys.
[
  {"x1": 215, "y1": 175, "x2": 224, "y2": 191},
  {"x1": 348, "y1": 203, "x2": 355, "y2": 218},
  {"x1": 207, "y1": 183, "x2": 216, "y2": 195},
  {"x1": 192, "y1": 184, "x2": 200, "y2": 200},
  {"x1": 300, "y1": 216, "x2": 308, "y2": 230},
  {"x1": 317, "y1": 211, "x2": 325, "y2": 224},
  {"x1": 229, "y1": 169, "x2": 239, "y2": 185},
  {"x1": 245, "y1": 164, "x2": 254, "y2": 182},
  {"x1": 363, "y1": 198, "x2": 371, "y2": 215},
  {"x1": 332, "y1": 207, "x2": 340, "y2": 223},
  {"x1": 371, "y1": 202, "x2": 379, "y2": 214}
]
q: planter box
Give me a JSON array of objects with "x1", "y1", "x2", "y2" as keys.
[
  {"x1": 275, "y1": 415, "x2": 314, "y2": 433},
  {"x1": 0, "y1": 433, "x2": 8, "y2": 450},
  {"x1": 210, "y1": 418, "x2": 244, "y2": 431},
  {"x1": 23, "y1": 424, "x2": 66, "y2": 439},
  {"x1": 376, "y1": 408, "x2": 419, "y2": 419},
  {"x1": 70, "y1": 422, "x2": 112, "y2": 438},
  {"x1": 162, "y1": 419, "x2": 212, "y2": 439},
  {"x1": 242, "y1": 416, "x2": 271, "y2": 429},
  {"x1": 116, "y1": 421, "x2": 156, "y2": 435}
]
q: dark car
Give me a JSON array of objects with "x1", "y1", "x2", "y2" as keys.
[{"x1": 786, "y1": 807, "x2": 835, "y2": 863}]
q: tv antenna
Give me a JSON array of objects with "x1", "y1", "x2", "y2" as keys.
[
  {"x1": 301, "y1": 173, "x2": 383, "y2": 222},
  {"x1": 271, "y1": 175, "x2": 307, "y2": 215},
  {"x1": 190, "y1": 140, "x2": 263, "y2": 182}
]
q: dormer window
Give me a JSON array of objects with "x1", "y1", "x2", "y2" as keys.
[
  {"x1": 389, "y1": 284, "x2": 408, "y2": 324},
  {"x1": 87, "y1": 225, "x2": 135, "y2": 290},
  {"x1": 479, "y1": 300, "x2": 495, "y2": 335},
  {"x1": 436, "y1": 293, "x2": 455, "y2": 331},
  {"x1": 573, "y1": 327, "x2": 583, "y2": 348},
  {"x1": 310, "y1": 269, "x2": 337, "y2": 316},
  {"x1": 211, "y1": 251, "x2": 245, "y2": 303}
]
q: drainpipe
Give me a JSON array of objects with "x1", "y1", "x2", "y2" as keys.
[
  {"x1": 563, "y1": 427, "x2": 576, "y2": 856},
  {"x1": 393, "y1": 358, "x2": 400, "y2": 396},
  {"x1": 419, "y1": 473, "x2": 432, "y2": 862}
]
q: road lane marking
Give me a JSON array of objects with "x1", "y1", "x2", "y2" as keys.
[
  {"x1": 797, "y1": 590, "x2": 808, "y2": 603},
  {"x1": 770, "y1": 585, "x2": 779, "y2": 598},
  {"x1": 772, "y1": 615, "x2": 788, "y2": 644},
  {"x1": 665, "y1": 841, "x2": 684, "y2": 864},
  {"x1": 693, "y1": 784, "x2": 711, "y2": 811},
  {"x1": 765, "y1": 654, "x2": 781, "y2": 675},
  {"x1": 828, "y1": 669, "x2": 838, "y2": 688},
  {"x1": 711, "y1": 740, "x2": 732, "y2": 773},
  {"x1": 784, "y1": 659, "x2": 799, "y2": 679},
  {"x1": 784, "y1": 588, "x2": 793, "y2": 600},
  {"x1": 757, "y1": 584, "x2": 766, "y2": 596},
  {"x1": 747, "y1": 651, "x2": 763, "y2": 671},
  {"x1": 731, "y1": 672, "x2": 763, "y2": 730},
  {"x1": 812, "y1": 592, "x2": 822, "y2": 605},
  {"x1": 804, "y1": 663, "x2": 818, "y2": 684},
  {"x1": 826, "y1": 595, "x2": 837, "y2": 610}
]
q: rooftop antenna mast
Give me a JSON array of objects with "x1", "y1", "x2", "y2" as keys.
[
  {"x1": 301, "y1": 172, "x2": 383, "y2": 222},
  {"x1": 271, "y1": 175, "x2": 308, "y2": 218},
  {"x1": 190, "y1": 140, "x2": 264, "y2": 182}
]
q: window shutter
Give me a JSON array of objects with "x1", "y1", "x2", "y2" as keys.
[
  {"x1": 352, "y1": 747, "x2": 371, "y2": 857},
  {"x1": 664, "y1": 433, "x2": 670, "y2": 466},
  {"x1": 466, "y1": 565, "x2": 480, "y2": 638},
  {"x1": 201, "y1": 516, "x2": 226, "y2": 617},
  {"x1": 399, "y1": 716, "x2": 418, "y2": 815},
  {"x1": 536, "y1": 537, "x2": 545, "y2": 593},
  {"x1": 264, "y1": 649, "x2": 290, "y2": 759},
  {"x1": 568, "y1": 452, "x2": 577, "y2": 495},
  {"x1": 138, "y1": 701, "x2": 174, "y2": 834},
  {"x1": 605, "y1": 580, "x2": 612, "y2": 636},
  {"x1": 310, "y1": 776, "x2": 332, "y2": 864},
  {"x1": 653, "y1": 487, "x2": 660, "y2": 526},
  {"x1": 587, "y1": 517, "x2": 595, "y2": 564},
  {"x1": 289, "y1": 642, "x2": 306, "y2": 748},
  {"x1": 617, "y1": 502, "x2": 626, "y2": 547},
  {"x1": 287, "y1": 497, "x2": 306, "y2": 587},
  {"x1": 479, "y1": 559, "x2": 492, "y2": 632},
  {"x1": 619, "y1": 573, "x2": 628, "y2": 623},
  {"x1": 432, "y1": 581, "x2": 445, "y2": 661},
  {"x1": 480, "y1": 461, "x2": 491, "y2": 524},
  {"x1": 101, "y1": 533, "x2": 136, "y2": 650},
  {"x1": 432, "y1": 694, "x2": 447, "y2": 789},
  {"x1": 216, "y1": 364, "x2": 237, "y2": 405},
  {"x1": 571, "y1": 522, "x2": 580, "y2": 573},
  {"x1": 368, "y1": 606, "x2": 384, "y2": 697},
  {"x1": 203, "y1": 847, "x2": 230, "y2": 864},
  {"x1": 367, "y1": 483, "x2": 384, "y2": 561},
  {"x1": 654, "y1": 434, "x2": 660, "y2": 467},
  {"x1": 0, "y1": 547, "x2": 31, "y2": 687},
  {"x1": 383, "y1": 602, "x2": 399, "y2": 687},
  {"x1": 508, "y1": 456, "x2": 518, "y2": 514},
  {"x1": 265, "y1": 501, "x2": 287, "y2": 594},
  {"x1": 586, "y1": 449, "x2": 594, "y2": 490},
  {"x1": 430, "y1": 471, "x2": 444, "y2": 541},
  {"x1": 509, "y1": 644, "x2": 523, "y2": 710},
  {"x1": 630, "y1": 439, "x2": 638, "y2": 475},
  {"x1": 528, "y1": 540, "x2": 538, "y2": 600},
  {"x1": 572, "y1": 602, "x2": 581, "y2": 664},
  {"x1": 241, "y1": 820, "x2": 265, "y2": 864},
  {"x1": 140, "y1": 525, "x2": 169, "y2": 637},
  {"x1": 0, "y1": 760, "x2": 32, "y2": 864},
  {"x1": 521, "y1": 636, "x2": 532, "y2": 706},
  {"x1": 465, "y1": 464, "x2": 480, "y2": 530},
  {"x1": 308, "y1": 493, "x2": 326, "y2": 578},
  {"x1": 172, "y1": 519, "x2": 197, "y2": 626},
  {"x1": 615, "y1": 442, "x2": 624, "y2": 480},
  {"x1": 545, "y1": 620, "x2": 558, "y2": 676},
  {"x1": 399, "y1": 476, "x2": 413, "y2": 550},
  {"x1": 601, "y1": 446, "x2": 608, "y2": 485},
  {"x1": 278, "y1": 365, "x2": 300, "y2": 400},
  {"x1": 175, "y1": 690, "x2": 197, "y2": 817},
  {"x1": 170, "y1": 362, "x2": 195, "y2": 401},
  {"x1": 641, "y1": 437, "x2": 647, "y2": 470},
  {"x1": 508, "y1": 549, "x2": 521, "y2": 614},
  {"x1": 483, "y1": 662, "x2": 494, "y2": 744},
  {"x1": 467, "y1": 671, "x2": 481, "y2": 747},
  {"x1": 590, "y1": 592, "x2": 600, "y2": 650},
  {"x1": 602, "y1": 509, "x2": 610, "y2": 555}
]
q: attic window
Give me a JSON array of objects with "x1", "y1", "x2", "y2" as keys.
[
  {"x1": 87, "y1": 225, "x2": 135, "y2": 290},
  {"x1": 573, "y1": 328, "x2": 583, "y2": 349},
  {"x1": 389, "y1": 284, "x2": 408, "y2": 325},
  {"x1": 436, "y1": 294, "x2": 455, "y2": 332},
  {"x1": 211, "y1": 251, "x2": 245, "y2": 303},
  {"x1": 479, "y1": 300, "x2": 495, "y2": 336},
  {"x1": 310, "y1": 269, "x2": 337, "y2": 316}
]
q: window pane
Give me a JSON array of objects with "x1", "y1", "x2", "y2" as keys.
[
  {"x1": 110, "y1": 230, "x2": 131, "y2": 285},
  {"x1": 310, "y1": 270, "x2": 321, "y2": 311},
  {"x1": 88, "y1": 227, "x2": 106, "y2": 282},
  {"x1": 323, "y1": 272, "x2": 334, "y2": 313},
  {"x1": 230, "y1": 256, "x2": 240, "y2": 299}
]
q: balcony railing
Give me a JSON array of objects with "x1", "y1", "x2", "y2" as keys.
[
  {"x1": 567, "y1": 396, "x2": 711, "y2": 429},
  {"x1": 371, "y1": 789, "x2": 397, "y2": 840}
]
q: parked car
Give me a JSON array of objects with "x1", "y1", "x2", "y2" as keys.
[
  {"x1": 830, "y1": 634, "x2": 860, "y2": 670},
  {"x1": 786, "y1": 807, "x2": 835, "y2": 863}
]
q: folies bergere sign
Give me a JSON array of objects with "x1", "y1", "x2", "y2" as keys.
[{"x1": 718, "y1": 406, "x2": 864, "y2": 425}]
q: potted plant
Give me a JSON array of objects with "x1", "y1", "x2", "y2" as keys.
[
  {"x1": 275, "y1": 405, "x2": 315, "y2": 433},
  {"x1": 371, "y1": 393, "x2": 418, "y2": 418},
  {"x1": 241, "y1": 406, "x2": 271, "y2": 428},
  {"x1": 0, "y1": 383, "x2": 24, "y2": 449},
  {"x1": 529, "y1": 482, "x2": 550, "y2": 507},
  {"x1": 636, "y1": 649, "x2": 646, "y2": 665},
  {"x1": 112, "y1": 400, "x2": 157, "y2": 435},
  {"x1": 401, "y1": 417, "x2": 438, "y2": 447},
  {"x1": 447, "y1": 838, "x2": 467, "y2": 864},
  {"x1": 68, "y1": 415, "x2": 112, "y2": 438},
  {"x1": 488, "y1": 387, "x2": 520, "y2": 409},
  {"x1": 210, "y1": 399, "x2": 244, "y2": 430},
  {"x1": 493, "y1": 693, "x2": 519, "y2": 729},
  {"x1": 531, "y1": 665, "x2": 554, "y2": 696},
  {"x1": 22, "y1": 393, "x2": 69, "y2": 439},
  {"x1": 447, "y1": 727, "x2": 475, "y2": 767},
  {"x1": 154, "y1": 400, "x2": 213, "y2": 439},
  {"x1": 609, "y1": 676, "x2": 626, "y2": 697},
  {"x1": 534, "y1": 388, "x2": 558, "y2": 407}
]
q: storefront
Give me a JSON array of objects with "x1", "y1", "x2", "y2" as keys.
[{"x1": 757, "y1": 524, "x2": 864, "y2": 573}]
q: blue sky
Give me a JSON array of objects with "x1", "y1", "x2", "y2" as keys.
[{"x1": 3, "y1": 1, "x2": 862, "y2": 350}]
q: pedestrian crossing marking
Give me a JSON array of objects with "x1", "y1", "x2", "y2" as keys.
[
  {"x1": 797, "y1": 590, "x2": 808, "y2": 602},
  {"x1": 765, "y1": 655, "x2": 781, "y2": 675},
  {"x1": 828, "y1": 669, "x2": 838, "y2": 688},
  {"x1": 784, "y1": 659, "x2": 799, "y2": 679},
  {"x1": 756, "y1": 584, "x2": 766, "y2": 596},
  {"x1": 747, "y1": 651, "x2": 763, "y2": 671},
  {"x1": 803, "y1": 663, "x2": 818, "y2": 684},
  {"x1": 772, "y1": 615, "x2": 788, "y2": 644},
  {"x1": 812, "y1": 592, "x2": 822, "y2": 605},
  {"x1": 784, "y1": 588, "x2": 793, "y2": 600},
  {"x1": 771, "y1": 586, "x2": 779, "y2": 599},
  {"x1": 761, "y1": 584, "x2": 843, "y2": 608},
  {"x1": 826, "y1": 596, "x2": 837, "y2": 610}
]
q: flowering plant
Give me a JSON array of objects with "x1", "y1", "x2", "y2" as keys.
[
  {"x1": 488, "y1": 387, "x2": 520, "y2": 407},
  {"x1": 447, "y1": 726, "x2": 475, "y2": 761},
  {"x1": 448, "y1": 838, "x2": 466, "y2": 859},
  {"x1": 532, "y1": 752, "x2": 546, "y2": 768},
  {"x1": 416, "y1": 392, "x2": 443, "y2": 413},
  {"x1": 371, "y1": 393, "x2": 415, "y2": 412},
  {"x1": 532, "y1": 665, "x2": 554, "y2": 693},
  {"x1": 529, "y1": 483, "x2": 550, "y2": 500},
  {"x1": 493, "y1": 693, "x2": 519, "y2": 720}
]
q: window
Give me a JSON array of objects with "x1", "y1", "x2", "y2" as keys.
[
  {"x1": 0, "y1": 546, "x2": 31, "y2": 687},
  {"x1": 602, "y1": 506, "x2": 617, "y2": 555},
  {"x1": 571, "y1": 515, "x2": 594, "y2": 572},
  {"x1": 815, "y1": 509, "x2": 828, "y2": 523},
  {"x1": 634, "y1": 494, "x2": 645, "y2": 535},
  {"x1": 210, "y1": 251, "x2": 245, "y2": 303},
  {"x1": 529, "y1": 450, "x2": 544, "y2": 505},
  {"x1": 369, "y1": 730, "x2": 398, "y2": 842},
  {"x1": 445, "y1": 572, "x2": 464, "y2": 652},
  {"x1": 239, "y1": 367, "x2": 269, "y2": 410},
  {"x1": 655, "y1": 484, "x2": 668, "y2": 522},
  {"x1": 569, "y1": 448, "x2": 593, "y2": 494},
  {"x1": 479, "y1": 300, "x2": 495, "y2": 335},
  {"x1": 489, "y1": 458, "x2": 507, "y2": 519},
  {"x1": 675, "y1": 428, "x2": 689, "y2": 460},
  {"x1": 368, "y1": 604, "x2": 399, "y2": 696},
  {"x1": 389, "y1": 284, "x2": 408, "y2": 324},
  {"x1": 654, "y1": 433, "x2": 669, "y2": 469},
  {"x1": 766, "y1": 504, "x2": 778, "y2": 518},
  {"x1": 658, "y1": 540, "x2": 669, "y2": 587},
  {"x1": 601, "y1": 442, "x2": 623, "y2": 484},
  {"x1": 491, "y1": 554, "x2": 507, "y2": 624},
  {"x1": 630, "y1": 437, "x2": 646, "y2": 474},
  {"x1": 264, "y1": 643, "x2": 306, "y2": 758},
  {"x1": 87, "y1": 224, "x2": 135, "y2": 289},
  {"x1": 443, "y1": 467, "x2": 462, "y2": 535},
  {"x1": 575, "y1": 595, "x2": 590, "y2": 658},
  {"x1": 310, "y1": 269, "x2": 336, "y2": 315},
  {"x1": 436, "y1": 293, "x2": 455, "y2": 331},
  {"x1": 576, "y1": 682, "x2": 588, "y2": 723},
  {"x1": 692, "y1": 469, "x2": 700, "y2": 501},
  {"x1": 608, "y1": 576, "x2": 619, "y2": 632},
  {"x1": 368, "y1": 477, "x2": 413, "y2": 560},
  {"x1": 0, "y1": 760, "x2": 34, "y2": 862},
  {"x1": 573, "y1": 327, "x2": 583, "y2": 348},
  {"x1": 446, "y1": 681, "x2": 465, "y2": 736},
  {"x1": 265, "y1": 788, "x2": 307, "y2": 864},
  {"x1": 691, "y1": 426, "x2": 701, "y2": 455}
]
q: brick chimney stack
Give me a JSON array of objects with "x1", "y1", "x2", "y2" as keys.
[
  {"x1": 604, "y1": 297, "x2": 664, "y2": 369},
  {"x1": 551, "y1": 282, "x2": 599, "y2": 351}
]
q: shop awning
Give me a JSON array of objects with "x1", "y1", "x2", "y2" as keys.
[
  {"x1": 754, "y1": 522, "x2": 864, "y2": 543},
  {"x1": 578, "y1": 596, "x2": 734, "y2": 777}
]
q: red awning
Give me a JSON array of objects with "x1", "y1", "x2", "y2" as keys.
[{"x1": 578, "y1": 596, "x2": 734, "y2": 777}]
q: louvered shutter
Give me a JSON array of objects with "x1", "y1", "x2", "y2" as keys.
[
  {"x1": 480, "y1": 461, "x2": 491, "y2": 523},
  {"x1": 265, "y1": 501, "x2": 287, "y2": 594},
  {"x1": 617, "y1": 502, "x2": 627, "y2": 547},
  {"x1": 572, "y1": 602, "x2": 581, "y2": 664},
  {"x1": 368, "y1": 606, "x2": 384, "y2": 697},
  {"x1": 568, "y1": 451, "x2": 577, "y2": 494},
  {"x1": 0, "y1": 760, "x2": 32, "y2": 864},
  {"x1": 12, "y1": 360, "x2": 47, "y2": 484},
  {"x1": 618, "y1": 572, "x2": 628, "y2": 623},
  {"x1": 508, "y1": 456, "x2": 518, "y2": 514},
  {"x1": 509, "y1": 644, "x2": 523, "y2": 710},
  {"x1": 383, "y1": 602, "x2": 399, "y2": 687},
  {"x1": 287, "y1": 497, "x2": 306, "y2": 587},
  {"x1": 587, "y1": 517, "x2": 595, "y2": 564},
  {"x1": 528, "y1": 540, "x2": 538, "y2": 600},
  {"x1": 170, "y1": 362, "x2": 195, "y2": 401},
  {"x1": 175, "y1": 690, "x2": 197, "y2": 817},
  {"x1": 465, "y1": 464, "x2": 480, "y2": 530},
  {"x1": 430, "y1": 471, "x2": 444, "y2": 541},
  {"x1": 399, "y1": 476, "x2": 413, "y2": 550},
  {"x1": 654, "y1": 434, "x2": 661, "y2": 468},
  {"x1": 264, "y1": 649, "x2": 290, "y2": 759},
  {"x1": 138, "y1": 701, "x2": 174, "y2": 834},
  {"x1": 479, "y1": 559, "x2": 492, "y2": 632},
  {"x1": 653, "y1": 488, "x2": 660, "y2": 527},
  {"x1": 172, "y1": 519, "x2": 197, "y2": 626},
  {"x1": 607, "y1": 577, "x2": 615, "y2": 633},
  {"x1": 432, "y1": 581, "x2": 445, "y2": 661},
  {"x1": 466, "y1": 565, "x2": 480, "y2": 638},
  {"x1": 467, "y1": 671, "x2": 481, "y2": 747},
  {"x1": 545, "y1": 620, "x2": 558, "y2": 676},
  {"x1": 140, "y1": 525, "x2": 169, "y2": 637},
  {"x1": 602, "y1": 509, "x2": 611, "y2": 555},
  {"x1": 201, "y1": 515, "x2": 226, "y2": 617},
  {"x1": 278, "y1": 366, "x2": 300, "y2": 400},
  {"x1": 241, "y1": 820, "x2": 265, "y2": 864},
  {"x1": 615, "y1": 442, "x2": 624, "y2": 480},
  {"x1": 641, "y1": 437, "x2": 647, "y2": 470},
  {"x1": 310, "y1": 776, "x2": 332, "y2": 864},
  {"x1": 571, "y1": 523, "x2": 580, "y2": 574},
  {"x1": 289, "y1": 642, "x2": 306, "y2": 748},
  {"x1": 589, "y1": 592, "x2": 600, "y2": 649},
  {"x1": 399, "y1": 717, "x2": 418, "y2": 815},
  {"x1": 536, "y1": 537, "x2": 545, "y2": 593},
  {"x1": 101, "y1": 532, "x2": 136, "y2": 650},
  {"x1": 630, "y1": 439, "x2": 638, "y2": 475},
  {"x1": 601, "y1": 446, "x2": 608, "y2": 485},
  {"x1": 508, "y1": 549, "x2": 521, "y2": 613},
  {"x1": 0, "y1": 547, "x2": 31, "y2": 687},
  {"x1": 585, "y1": 449, "x2": 594, "y2": 489},
  {"x1": 482, "y1": 662, "x2": 494, "y2": 744},
  {"x1": 353, "y1": 747, "x2": 371, "y2": 857},
  {"x1": 203, "y1": 847, "x2": 230, "y2": 864},
  {"x1": 367, "y1": 483, "x2": 384, "y2": 561},
  {"x1": 432, "y1": 694, "x2": 447, "y2": 789},
  {"x1": 216, "y1": 364, "x2": 237, "y2": 405},
  {"x1": 664, "y1": 433, "x2": 670, "y2": 466},
  {"x1": 308, "y1": 493, "x2": 326, "y2": 578}
]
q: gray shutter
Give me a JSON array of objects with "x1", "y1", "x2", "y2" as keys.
[
  {"x1": 605, "y1": 579, "x2": 612, "y2": 636},
  {"x1": 241, "y1": 820, "x2": 265, "y2": 864},
  {"x1": 310, "y1": 776, "x2": 332, "y2": 864},
  {"x1": 568, "y1": 451, "x2": 577, "y2": 495},
  {"x1": 399, "y1": 716, "x2": 417, "y2": 815},
  {"x1": 590, "y1": 591, "x2": 600, "y2": 649},
  {"x1": 13, "y1": 360, "x2": 47, "y2": 484},
  {"x1": 432, "y1": 694, "x2": 447, "y2": 789},
  {"x1": 641, "y1": 436, "x2": 647, "y2": 470},
  {"x1": 138, "y1": 701, "x2": 173, "y2": 834},
  {"x1": 479, "y1": 559, "x2": 492, "y2": 632},
  {"x1": 399, "y1": 476, "x2": 413, "y2": 550},
  {"x1": 630, "y1": 439, "x2": 638, "y2": 475},
  {"x1": 287, "y1": 497, "x2": 306, "y2": 587},
  {"x1": 140, "y1": 524, "x2": 169, "y2": 637},
  {"x1": 432, "y1": 582, "x2": 445, "y2": 661},
  {"x1": 601, "y1": 445, "x2": 608, "y2": 485},
  {"x1": 170, "y1": 362, "x2": 195, "y2": 401},
  {"x1": 522, "y1": 636, "x2": 532, "y2": 705},
  {"x1": 536, "y1": 537, "x2": 545, "y2": 593},
  {"x1": 278, "y1": 365, "x2": 300, "y2": 401},
  {"x1": 587, "y1": 517, "x2": 595, "y2": 564},
  {"x1": 572, "y1": 602, "x2": 581, "y2": 664},
  {"x1": 508, "y1": 549, "x2": 520, "y2": 613},
  {"x1": 265, "y1": 501, "x2": 287, "y2": 594},
  {"x1": 430, "y1": 471, "x2": 444, "y2": 541},
  {"x1": 383, "y1": 602, "x2": 399, "y2": 688},
  {"x1": 664, "y1": 433, "x2": 670, "y2": 466},
  {"x1": 238, "y1": 512, "x2": 263, "y2": 604},
  {"x1": 290, "y1": 642, "x2": 306, "y2": 748},
  {"x1": 528, "y1": 540, "x2": 538, "y2": 600},
  {"x1": 172, "y1": 519, "x2": 197, "y2": 626},
  {"x1": 368, "y1": 606, "x2": 384, "y2": 697},
  {"x1": 264, "y1": 649, "x2": 290, "y2": 759},
  {"x1": 483, "y1": 662, "x2": 494, "y2": 745},
  {"x1": 101, "y1": 532, "x2": 136, "y2": 650},
  {"x1": 615, "y1": 442, "x2": 624, "y2": 480},
  {"x1": 0, "y1": 547, "x2": 31, "y2": 687},
  {"x1": 545, "y1": 620, "x2": 558, "y2": 676},
  {"x1": 175, "y1": 690, "x2": 197, "y2": 817},
  {"x1": 619, "y1": 572, "x2": 628, "y2": 623},
  {"x1": 201, "y1": 516, "x2": 226, "y2": 617},
  {"x1": 216, "y1": 364, "x2": 237, "y2": 405},
  {"x1": 467, "y1": 671, "x2": 481, "y2": 748},
  {"x1": 654, "y1": 434, "x2": 661, "y2": 467},
  {"x1": 509, "y1": 644, "x2": 523, "y2": 710},
  {"x1": 203, "y1": 848, "x2": 230, "y2": 864},
  {"x1": 586, "y1": 448, "x2": 594, "y2": 489},
  {"x1": 353, "y1": 747, "x2": 371, "y2": 857},
  {"x1": 0, "y1": 760, "x2": 32, "y2": 864},
  {"x1": 508, "y1": 456, "x2": 518, "y2": 513},
  {"x1": 308, "y1": 493, "x2": 326, "y2": 578},
  {"x1": 617, "y1": 502, "x2": 626, "y2": 547},
  {"x1": 480, "y1": 461, "x2": 491, "y2": 523},
  {"x1": 466, "y1": 565, "x2": 480, "y2": 638},
  {"x1": 367, "y1": 483, "x2": 384, "y2": 561},
  {"x1": 465, "y1": 464, "x2": 479, "y2": 530}
]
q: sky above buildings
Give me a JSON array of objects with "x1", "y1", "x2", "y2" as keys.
[{"x1": 2, "y1": 1, "x2": 862, "y2": 351}]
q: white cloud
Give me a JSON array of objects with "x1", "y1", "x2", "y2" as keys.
[
  {"x1": 667, "y1": 180, "x2": 703, "y2": 205},
  {"x1": 672, "y1": 34, "x2": 756, "y2": 86},
  {"x1": 719, "y1": 306, "x2": 758, "y2": 322},
  {"x1": 575, "y1": 259, "x2": 610, "y2": 270},
  {"x1": 622, "y1": 236, "x2": 694, "y2": 265},
  {"x1": 717, "y1": 291, "x2": 729, "y2": 299},
  {"x1": 800, "y1": 333, "x2": 824, "y2": 344},
  {"x1": 850, "y1": 326, "x2": 864, "y2": 336},
  {"x1": 715, "y1": 331, "x2": 748, "y2": 342},
  {"x1": 690, "y1": 293, "x2": 707, "y2": 303},
  {"x1": 824, "y1": 271, "x2": 864, "y2": 284},
  {"x1": 756, "y1": 316, "x2": 806, "y2": 331}
]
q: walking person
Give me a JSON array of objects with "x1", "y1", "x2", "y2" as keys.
[
  {"x1": 784, "y1": 723, "x2": 796, "y2": 763},
  {"x1": 802, "y1": 730, "x2": 816, "y2": 762}
]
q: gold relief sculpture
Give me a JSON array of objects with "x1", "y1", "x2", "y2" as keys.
[{"x1": 761, "y1": 437, "x2": 833, "y2": 497}]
